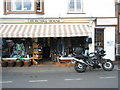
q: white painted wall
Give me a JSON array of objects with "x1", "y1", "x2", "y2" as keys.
[
  {"x1": 88, "y1": 0, "x2": 115, "y2": 17},
  {"x1": 0, "y1": 0, "x2": 116, "y2": 18},
  {"x1": 104, "y1": 27, "x2": 115, "y2": 61},
  {"x1": 0, "y1": 0, "x2": 4, "y2": 17}
]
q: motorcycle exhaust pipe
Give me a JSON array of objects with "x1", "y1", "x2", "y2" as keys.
[{"x1": 73, "y1": 58, "x2": 88, "y2": 65}]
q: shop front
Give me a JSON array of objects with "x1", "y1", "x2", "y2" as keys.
[{"x1": 0, "y1": 18, "x2": 95, "y2": 66}]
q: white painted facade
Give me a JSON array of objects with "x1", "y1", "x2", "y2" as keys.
[
  {"x1": 0, "y1": 0, "x2": 117, "y2": 61},
  {"x1": 0, "y1": 0, "x2": 115, "y2": 18}
]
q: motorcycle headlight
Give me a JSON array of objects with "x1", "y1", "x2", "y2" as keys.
[{"x1": 95, "y1": 50, "x2": 98, "y2": 53}]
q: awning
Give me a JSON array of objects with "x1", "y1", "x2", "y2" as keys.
[{"x1": 0, "y1": 24, "x2": 92, "y2": 38}]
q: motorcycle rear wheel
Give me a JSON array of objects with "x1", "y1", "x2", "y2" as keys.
[
  {"x1": 102, "y1": 60, "x2": 114, "y2": 71},
  {"x1": 74, "y1": 62, "x2": 87, "y2": 73}
]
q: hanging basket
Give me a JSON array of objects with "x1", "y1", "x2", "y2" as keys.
[{"x1": 1, "y1": 61, "x2": 8, "y2": 67}]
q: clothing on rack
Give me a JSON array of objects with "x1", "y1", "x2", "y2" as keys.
[
  {"x1": 6, "y1": 40, "x2": 14, "y2": 48},
  {"x1": 16, "y1": 43, "x2": 25, "y2": 51},
  {"x1": 16, "y1": 43, "x2": 25, "y2": 56}
]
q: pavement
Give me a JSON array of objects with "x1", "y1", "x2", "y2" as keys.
[
  {"x1": 0, "y1": 63, "x2": 119, "y2": 73},
  {"x1": 1, "y1": 64, "x2": 75, "y2": 73},
  {"x1": 0, "y1": 60, "x2": 119, "y2": 73}
]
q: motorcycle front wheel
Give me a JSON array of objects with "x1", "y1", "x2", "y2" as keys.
[
  {"x1": 74, "y1": 62, "x2": 87, "y2": 73},
  {"x1": 102, "y1": 60, "x2": 114, "y2": 71}
]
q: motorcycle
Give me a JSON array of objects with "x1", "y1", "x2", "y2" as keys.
[{"x1": 73, "y1": 49, "x2": 114, "y2": 73}]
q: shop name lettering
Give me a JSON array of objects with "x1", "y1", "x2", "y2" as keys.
[{"x1": 25, "y1": 19, "x2": 64, "y2": 23}]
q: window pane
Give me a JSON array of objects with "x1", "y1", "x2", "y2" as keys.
[
  {"x1": 11, "y1": 0, "x2": 34, "y2": 11},
  {"x1": 16, "y1": 0, "x2": 22, "y2": 10},
  {"x1": 69, "y1": 0, "x2": 74, "y2": 9},
  {"x1": 23, "y1": 0, "x2": 32, "y2": 10},
  {"x1": 77, "y1": 0, "x2": 81, "y2": 9},
  {"x1": 11, "y1": 0, "x2": 22, "y2": 11}
]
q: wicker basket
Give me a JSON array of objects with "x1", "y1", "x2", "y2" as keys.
[
  {"x1": 16, "y1": 61, "x2": 24, "y2": 67},
  {"x1": 24, "y1": 60, "x2": 32, "y2": 67},
  {"x1": 1, "y1": 61, "x2": 8, "y2": 67},
  {"x1": 8, "y1": 61, "x2": 16, "y2": 67}
]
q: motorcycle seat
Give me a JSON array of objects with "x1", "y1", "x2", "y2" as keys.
[{"x1": 75, "y1": 55, "x2": 86, "y2": 59}]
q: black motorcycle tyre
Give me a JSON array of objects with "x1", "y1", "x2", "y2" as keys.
[
  {"x1": 74, "y1": 61, "x2": 87, "y2": 73},
  {"x1": 102, "y1": 60, "x2": 114, "y2": 71}
]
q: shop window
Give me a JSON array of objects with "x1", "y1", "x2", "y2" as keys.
[
  {"x1": 95, "y1": 28, "x2": 104, "y2": 50},
  {"x1": 4, "y1": 0, "x2": 44, "y2": 14},
  {"x1": 68, "y1": 0, "x2": 83, "y2": 13}
]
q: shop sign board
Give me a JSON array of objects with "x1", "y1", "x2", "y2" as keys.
[
  {"x1": 96, "y1": 17, "x2": 118, "y2": 26},
  {"x1": 0, "y1": 18, "x2": 96, "y2": 24},
  {"x1": 24, "y1": 19, "x2": 64, "y2": 23}
]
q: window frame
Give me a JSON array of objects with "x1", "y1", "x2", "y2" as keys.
[
  {"x1": 4, "y1": 0, "x2": 44, "y2": 14},
  {"x1": 68, "y1": 0, "x2": 84, "y2": 14}
]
